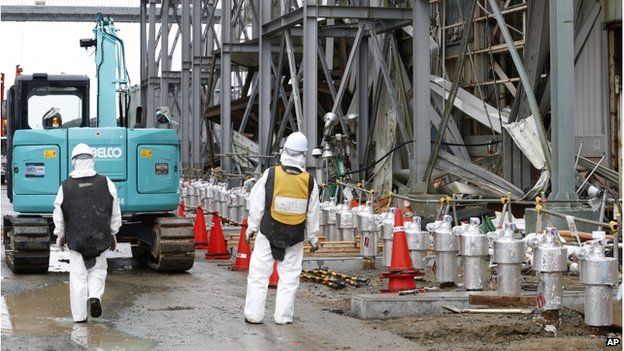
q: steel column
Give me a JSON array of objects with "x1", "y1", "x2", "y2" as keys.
[
  {"x1": 160, "y1": 0, "x2": 170, "y2": 112},
  {"x1": 303, "y1": 0, "x2": 318, "y2": 169},
  {"x1": 549, "y1": 0, "x2": 577, "y2": 198},
  {"x1": 220, "y1": 0, "x2": 232, "y2": 171},
  {"x1": 147, "y1": 0, "x2": 157, "y2": 128},
  {"x1": 181, "y1": 0, "x2": 191, "y2": 167},
  {"x1": 192, "y1": 0, "x2": 203, "y2": 169},
  {"x1": 258, "y1": 0, "x2": 272, "y2": 167},
  {"x1": 412, "y1": 0, "x2": 429, "y2": 192}
]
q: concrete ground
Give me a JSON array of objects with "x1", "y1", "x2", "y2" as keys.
[{"x1": 1, "y1": 185, "x2": 415, "y2": 351}]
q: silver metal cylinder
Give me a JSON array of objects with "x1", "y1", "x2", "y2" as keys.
[
  {"x1": 405, "y1": 217, "x2": 429, "y2": 270},
  {"x1": 323, "y1": 204, "x2": 338, "y2": 241},
  {"x1": 584, "y1": 285, "x2": 613, "y2": 327},
  {"x1": 380, "y1": 210, "x2": 395, "y2": 267},
  {"x1": 531, "y1": 227, "x2": 567, "y2": 311},
  {"x1": 336, "y1": 204, "x2": 356, "y2": 242},
  {"x1": 496, "y1": 264, "x2": 521, "y2": 296},
  {"x1": 433, "y1": 216, "x2": 458, "y2": 284},
  {"x1": 493, "y1": 226, "x2": 525, "y2": 296},
  {"x1": 187, "y1": 184, "x2": 197, "y2": 208},
  {"x1": 578, "y1": 236, "x2": 618, "y2": 327},
  {"x1": 357, "y1": 205, "x2": 377, "y2": 257},
  {"x1": 459, "y1": 218, "x2": 489, "y2": 290}
]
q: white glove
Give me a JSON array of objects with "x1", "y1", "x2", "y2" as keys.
[
  {"x1": 309, "y1": 237, "x2": 320, "y2": 253},
  {"x1": 246, "y1": 229, "x2": 257, "y2": 243},
  {"x1": 56, "y1": 236, "x2": 66, "y2": 251}
]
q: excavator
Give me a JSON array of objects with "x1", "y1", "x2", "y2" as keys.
[{"x1": 3, "y1": 14, "x2": 195, "y2": 273}]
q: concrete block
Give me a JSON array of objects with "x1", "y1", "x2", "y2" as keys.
[
  {"x1": 303, "y1": 257, "x2": 384, "y2": 271},
  {"x1": 351, "y1": 290, "x2": 587, "y2": 320}
]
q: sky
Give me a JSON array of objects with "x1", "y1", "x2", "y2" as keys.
[{"x1": 0, "y1": 19, "x2": 141, "y2": 118}]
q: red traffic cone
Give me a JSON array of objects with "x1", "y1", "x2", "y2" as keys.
[
  {"x1": 269, "y1": 261, "x2": 279, "y2": 288},
  {"x1": 177, "y1": 200, "x2": 186, "y2": 217},
  {"x1": 231, "y1": 219, "x2": 251, "y2": 271},
  {"x1": 204, "y1": 214, "x2": 231, "y2": 260},
  {"x1": 193, "y1": 206, "x2": 209, "y2": 249},
  {"x1": 380, "y1": 208, "x2": 420, "y2": 292}
]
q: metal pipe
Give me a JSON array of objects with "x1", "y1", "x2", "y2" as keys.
[
  {"x1": 540, "y1": 208, "x2": 613, "y2": 229},
  {"x1": 576, "y1": 154, "x2": 606, "y2": 194}
]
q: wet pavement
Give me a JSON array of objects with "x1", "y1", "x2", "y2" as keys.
[{"x1": 1, "y1": 185, "x2": 417, "y2": 350}]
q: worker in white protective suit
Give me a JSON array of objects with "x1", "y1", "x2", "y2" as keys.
[
  {"x1": 53, "y1": 143, "x2": 122, "y2": 323},
  {"x1": 244, "y1": 132, "x2": 320, "y2": 325}
]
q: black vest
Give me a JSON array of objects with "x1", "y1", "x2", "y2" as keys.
[
  {"x1": 61, "y1": 174, "x2": 113, "y2": 258},
  {"x1": 260, "y1": 166, "x2": 314, "y2": 260}
]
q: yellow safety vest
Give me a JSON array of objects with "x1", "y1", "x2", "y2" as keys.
[{"x1": 269, "y1": 165, "x2": 310, "y2": 225}]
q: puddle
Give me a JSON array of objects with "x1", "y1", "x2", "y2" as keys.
[{"x1": 2, "y1": 281, "x2": 155, "y2": 350}]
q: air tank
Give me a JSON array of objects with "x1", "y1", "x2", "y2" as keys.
[
  {"x1": 493, "y1": 223, "x2": 525, "y2": 296},
  {"x1": 322, "y1": 198, "x2": 338, "y2": 241},
  {"x1": 357, "y1": 201, "x2": 378, "y2": 258},
  {"x1": 379, "y1": 209, "x2": 396, "y2": 267},
  {"x1": 432, "y1": 215, "x2": 458, "y2": 286},
  {"x1": 336, "y1": 201, "x2": 356, "y2": 241}
]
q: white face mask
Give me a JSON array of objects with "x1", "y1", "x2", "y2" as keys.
[
  {"x1": 70, "y1": 157, "x2": 96, "y2": 177},
  {"x1": 280, "y1": 148, "x2": 306, "y2": 171}
]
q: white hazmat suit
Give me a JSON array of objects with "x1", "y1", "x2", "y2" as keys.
[
  {"x1": 53, "y1": 155, "x2": 122, "y2": 322},
  {"x1": 244, "y1": 149, "x2": 320, "y2": 324}
]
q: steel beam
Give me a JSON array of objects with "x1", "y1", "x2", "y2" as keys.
[
  {"x1": 258, "y1": 0, "x2": 272, "y2": 167},
  {"x1": 549, "y1": 0, "x2": 577, "y2": 199},
  {"x1": 220, "y1": 0, "x2": 233, "y2": 171},
  {"x1": 160, "y1": 0, "x2": 170, "y2": 111},
  {"x1": 181, "y1": 0, "x2": 191, "y2": 166},
  {"x1": 411, "y1": 0, "x2": 429, "y2": 192},
  {"x1": 303, "y1": 0, "x2": 318, "y2": 169},
  {"x1": 147, "y1": 0, "x2": 157, "y2": 128},
  {"x1": 192, "y1": 0, "x2": 203, "y2": 169}
]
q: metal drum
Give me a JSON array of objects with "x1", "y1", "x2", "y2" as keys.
[
  {"x1": 322, "y1": 198, "x2": 338, "y2": 241},
  {"x1": 379, "y1": 209, "x2": 396, "y2": 267},
  {"x1": 493, "y1": 224, "x2": 525, "y2": 296},
  {"x1": 357, "y1": 202, "x2": 377, "y2": 257},
  {"x1": 529, "y1": 227, "x2": 568, "y2": 311},
  {"x1": 433, "y1": 215, "x2": 458, "y2": 285},
  {"x1": 336, "y1": 201, "x2": 356, "y2": 241},
  {"x1": 578, "y1": 232, "x2": 618, "y2": 327},
  {"x1": 405, "y1": 216, "x2": 430, "y2": 270},
  {"x1": 459, "y1": 218, "x2": 489, "y2": 291}
]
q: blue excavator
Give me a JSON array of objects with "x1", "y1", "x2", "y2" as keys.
[{"x1": 3, "y1": 14, "x2": 195, "y2": 273}]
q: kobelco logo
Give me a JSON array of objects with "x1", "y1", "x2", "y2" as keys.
[{"x1": 91, "y1": 147, "x2": 123, "y2": 159}]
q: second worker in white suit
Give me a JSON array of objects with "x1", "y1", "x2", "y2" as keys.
[
  {"x1": 244, "y1": 132, "x2": 320, "y2": 325},
  {"x1": 53, "y1": 143, "x2": 122, "y2": 323}
]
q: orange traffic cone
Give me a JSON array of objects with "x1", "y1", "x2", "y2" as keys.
[
  {"x1": 204, "y1": 214, "x2": 231, "y2": 260},
  {"x1": 380, "y1": 208, "x2": 420, "y2": 292},
  {"x1": 269, "y1": 261, "x2": 279, "y2": 288},
  {"x1": 177, "y1": 200, "x2": 186, "y2": 217},
  {"x1": 193, "y1": 206, "x2": 209, "y2": 249},
  {"x1": 231, "y1": 219, "x2": 251, "y2": 271}
]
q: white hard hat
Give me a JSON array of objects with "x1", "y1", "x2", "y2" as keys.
[
  {"x1": 283, "y1": 132, "x2": 308, "y2": 152},
  {"x1": 71, "y1": 143, "x2": 94, "y2": 159}
]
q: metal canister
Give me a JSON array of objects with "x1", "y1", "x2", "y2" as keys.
[
  {"x1": 322, "y1": 198, "x2": 338, "y2": 241},
  {"x1": 493, "y1": 224, "x2": 525, "y2": 296},
  {"x1": 357, "y1": 202, "x2": 377, "y2": 257},
  {"x1": 188, "y1": 182, "x2": 198, "y2": 208},
  {"x1": 379, "y1": 209, "x2": 396, "y2": 267},
  {"x1": 459, "y1": 218, "x2": 489, "y2": 291},
  {"x1": 433, "y1": 215, "x2": 458, "y2": 285},
  {"x1": 205, "y1": 185, "x2": 216, "y2": 212},
  {"x1": 227, "y1": 192, "x2": 238, "y2": 221},
  {"x1": 529, "y1": 227, "x2": 568, "y2": 312},
  {"x1": 405, "y1": 216, "x2": 430, "y2": 270},
  {"x1": 578, "y1": 232, "x2": 618, "y2": 328},
  {"x1": 180, "y1": 184, "x2": 189, "y2": 207},
  {"x1": 198, "y1": 186, "x2": 207, "y2": 210},
  {"x1": 336, "y1": 201, "x2": 356, "y2": 241}
]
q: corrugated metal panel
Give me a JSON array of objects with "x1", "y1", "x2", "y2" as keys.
[{"x1": 574, "y1": 8, "x2": 606, "y2": 138}]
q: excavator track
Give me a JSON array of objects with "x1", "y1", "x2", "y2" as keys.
[
  {"x1": 134, "y1": 217, "x2": 195, "y2": 271},
  {"x1": 3, "y1": 215, "x2": 50, "y2": 274}
]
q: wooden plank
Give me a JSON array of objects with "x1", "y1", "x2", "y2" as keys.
[{"x1": 468, "y1": 294, "x2": 536, "y2": 307}]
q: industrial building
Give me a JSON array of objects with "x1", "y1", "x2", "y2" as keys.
[{"x1": 0, "y1": 0, "x2": 622, "y2": 350}]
